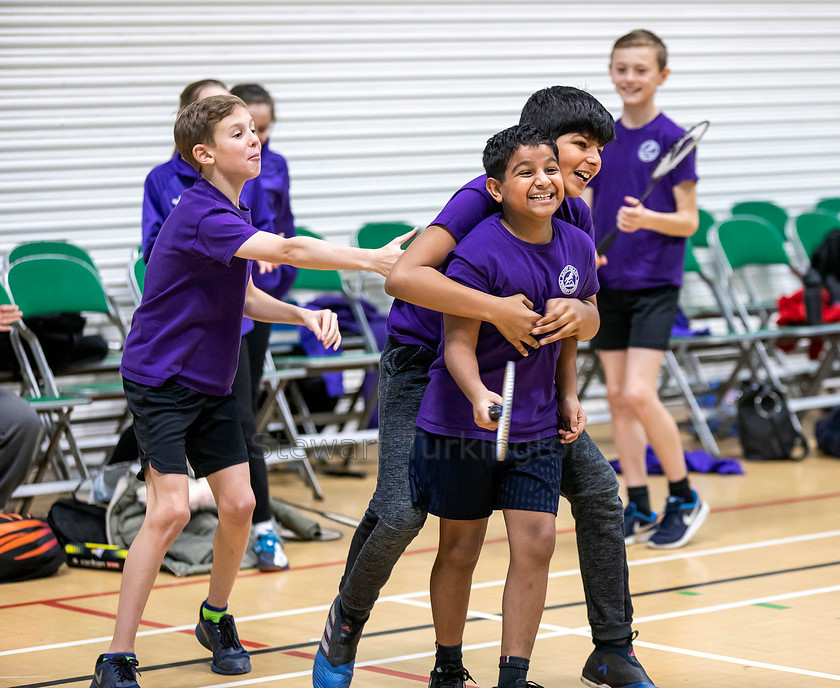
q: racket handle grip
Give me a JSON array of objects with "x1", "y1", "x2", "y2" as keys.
[
  {"x1": 597, "y1": 229, "x2": 619, "y2": 255},
  {"x1": 489, "y1": 404, "x2": 502, "y2": 422}
]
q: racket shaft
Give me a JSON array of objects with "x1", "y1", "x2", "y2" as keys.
[{"x1": 598, "y1": 179, "x2": 657, "y2": 254}]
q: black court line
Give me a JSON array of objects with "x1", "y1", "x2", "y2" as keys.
[{"x1": 12, "y1": 559, "x2": 840, "y2": 688}]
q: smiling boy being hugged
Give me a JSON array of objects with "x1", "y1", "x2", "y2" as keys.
[
  {"x1": 90, "y1": 95, "x2": 411, "y2": 688},
  {"x1": 409, "y1": 124, "x2": 600, "y2": 688}
]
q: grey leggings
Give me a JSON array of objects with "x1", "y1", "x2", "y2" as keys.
[{"x1": 338, "y1": 337, "x2": 632, "y2": 641}]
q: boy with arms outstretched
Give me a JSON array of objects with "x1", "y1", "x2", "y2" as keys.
[
  {"x1": 91, "y1": 94, "x2": 411, "y2": 688},
  {"x1": 316, "y1": 87, "x2": 658, "y2": 688},
  {"x1": 410, "y1": 124, "x2": 596, "y2": 688},
  {"x1": 583, "y1": 29, "x2": 708, "y2": 549}
]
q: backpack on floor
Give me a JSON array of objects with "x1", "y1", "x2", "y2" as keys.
[
  {"x1": 815, "y1": 406, "x2": 840, "y2": 458},
  {"x1": 0, "y1": 513, "x2": 65, "y2": 582},
  {"x1": 736, "y1": 382, "x2": 808, "y2": 461}
]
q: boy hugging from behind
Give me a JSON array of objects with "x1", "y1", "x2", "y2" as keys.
[{"x1": 409, "y1": 124, "x2": 599, "y2": 688}]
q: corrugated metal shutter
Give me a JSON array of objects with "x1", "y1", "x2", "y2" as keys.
[{"x1": 1, "y1": 0, "x2": 838, "y2": 308}]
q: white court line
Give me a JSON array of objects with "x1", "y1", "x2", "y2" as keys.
[
  {"x1": 3, "y1": 528, "x2": 839, "y2": 659},
  {"x1": 195, "y1": 631, "x2": 573, "y2": 688},
  {"x1": 391, "y1": 585, "x2": 840, "y2": 682},
  {"x1": 262, "y1": 587, "x2": 840, "y2": 687}
]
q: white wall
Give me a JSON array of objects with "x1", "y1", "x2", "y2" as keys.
[{"x1": 1, "y1": 0, "x2": 839, "y2": 303}]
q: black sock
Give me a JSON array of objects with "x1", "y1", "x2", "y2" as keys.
[
  {"x1": 434, "y1": 642, "x2": 462, "y2": 669},
  {"x1": 498, "y1": 655, "x2": 529, "y2": 687},
  {"x1": 627, "y1": 486, "x2": 651, "y2": 515},
  {"x1": 668, "y1": 477, "x2": 693, "y2": 503}
]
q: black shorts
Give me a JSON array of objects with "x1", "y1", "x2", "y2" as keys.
[
  {"x1": 592, "y1": 285, "x2": 680, "y2": 351},
  {"x1": 409, "y1": 428, "x2": 563, "y2": 520},
  {"x1": 123, "y1": 378, "x2": 248, "y2": 481}
]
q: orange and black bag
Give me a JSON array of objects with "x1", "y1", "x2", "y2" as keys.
[{"x1": 0, "y1": 513, "x2": 64, "y2": 582}]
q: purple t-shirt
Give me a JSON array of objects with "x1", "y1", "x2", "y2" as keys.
[
  {"x1": 386, "y1": 174, "x2": 595, "y2": 351},
  {"x1": 141, "y1": 153, "x2": 293, "y2": 337},
  {"x1": 121, "y1": 179, "x2": 258, "y2": 396},
  {"x1": 588, "y1": 113, "x2": 698, "y2": 290},
  {"x1": 416, "y1": 214, "x2": 598, "y2": 442},
  {"x1": 254, "y1": 140, "x2": 298, "y2": 299}
]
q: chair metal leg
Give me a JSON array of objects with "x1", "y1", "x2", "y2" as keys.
[{"x1": 664, "y1": 350, "x2": 721, "y2": 457}]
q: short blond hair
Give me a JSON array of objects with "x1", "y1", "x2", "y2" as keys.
[
  {"x1": 611, "y1": 29, "x2": 668, "y2": 71},
  {"x1": 174, "y1": 94, "x2": 247, "y2": 172}
]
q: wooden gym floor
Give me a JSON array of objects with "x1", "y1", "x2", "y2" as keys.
[{"x1": 2, "y1": 423, "x2": 839, "y2": 688}]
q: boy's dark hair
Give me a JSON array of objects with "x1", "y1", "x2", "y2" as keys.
[
  {"x1": 179, "y1": 79, "x2": 227, "y2": 110},
  {"x1": 174, "y1": 94, "x2": 248, "y2": 172},
  {"x1": 482, "y1": 124, "x2": 558, "y2": 181},
  {"x1": 612, "y1": 29, "x2": 668, "y2": 71},
  {"x1": 230, "y1": 83, "x2": 276, "y2": 121},
  {"x1": 519, "y1": 86, "x2": 615, "y2": 147}
]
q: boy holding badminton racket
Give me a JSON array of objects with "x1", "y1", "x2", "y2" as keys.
[
  {"x1": 316, "y1": 86, "x2": 659, "y2": 688},
  {"x1": 408, "y1": 125, "x2": 599, "y2": 688},
  {"x1": 583, "y1": 29, "x2": 709, "y2": 549},
  {"x1": 89, "y1": 94, "x2": 412, "y2": 688}
]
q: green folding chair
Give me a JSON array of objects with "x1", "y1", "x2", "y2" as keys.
[
  {"x1": 790, "y1": 212, "x2": 840, "y2": 269},
  {"x1": 730, "y1": 201, "x2": 788, "y2": 239},
  {"x1": 7, "y1": 254, "x2": 126, "y2": 402},
  {"x1": 7, "y1": 241, "x2": 98, "y2": 271},
  {"x1": 815, "y1": 197, "x2": 840, "y2": 217},
  {"x1": 0, "y1": 282, "x2": 91, "y2": 506},
  {"x1": 127, "y1": 246, "x2": 146, "y2": 307},
  {"x1": 692, "y1": 208, "x2": 715, "y2": 248},
  {"x1": 355, "y1": 221, "x2": 417, "y2": 251}
]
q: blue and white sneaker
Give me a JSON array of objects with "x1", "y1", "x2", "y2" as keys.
[
  {"x1": 195, "y1": 606, "x2": 251, "y2": 675},
  {"x1": 623, "y1": 503, "x2": 658, "y2": 544},
  {"x1": 581, "y1": 634, "x2": 659, "y2": 688},
  {"x1": 647, "y1": 490, "x2": 709, "y2": 549},
  {"x1": 312, "y1": 596, "x2": 367, "y2": 688},
  {"x1": 90, "y1": 655, "x2": 141, "y2": 688},
  {"x1": 255, "y1": 529, "x2": 290, "y2": 572}
]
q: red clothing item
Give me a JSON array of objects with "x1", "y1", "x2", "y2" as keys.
[{"x1": 776, "y1": 288, "x2": 840, "y2": 358}]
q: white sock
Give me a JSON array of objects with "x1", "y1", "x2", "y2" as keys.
[{"x1": 254, "y1": 520, "x2": 275, "y2": 536}]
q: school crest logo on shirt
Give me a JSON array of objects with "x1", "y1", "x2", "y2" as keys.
[
  {"x1": 559, "y1": 265, "x2": 579, "y2": 295},
  {"x1": 638, "y1": 140, "x2": 661, "y2": 163}
]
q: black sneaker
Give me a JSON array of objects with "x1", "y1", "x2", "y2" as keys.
[
  {"x1": 89, "y1": 655, "x2": 141, "y2": 688},
  {"x1": 581, "y1": 636, "x2": 659, "y2": 688},
  {"x1": 428, "y1": 664, "x2": 475, "y2": 688},
  {"x1": 194, "y1": 605, "x2": 251, "y2": 675},
  {"x1": 312, "y1": 595, "x2": 368, "y2": 688},
  {"x1": 492, "y1": 681, "x2": 544, "y2": 688}
]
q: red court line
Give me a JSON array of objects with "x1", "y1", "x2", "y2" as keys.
[
  {"x1": 284, "y1": 650, "x2": 431, "y2": 683},
  {"x1": 5, "y1": 490, "x2": 839, "y2": 614},
  {"x1": 42, "y1": 600, "x2": 269, "y2": 649}
]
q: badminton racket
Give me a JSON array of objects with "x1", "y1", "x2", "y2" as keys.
[
  {"x1": 597, "y1": 120, "x2": 710, "y2": 255},
  {"x1": 488, "y1": 360, "x2": 515, "y2": 461}
]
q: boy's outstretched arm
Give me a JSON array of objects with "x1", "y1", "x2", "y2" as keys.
[
  {"x1": 555, "y1": 337, "x2": 586, "y2": 444},
  {"x1": 532, "y1": 295, "x2": 599, "y2": 345},
  {"x1": 235, "y1": 227, "x2": 417, "y2": 277},
  {"x1": 443, "y1": 314, "x2": 503, "y2": 430},
  {"x1": 386, "y1": 224, "x2": 541, "y2": 356},
  {"x1": 243, "y1": 279, "x2": 341, "y2": 351},
  {"x1": 616, "y1": 180, "x2": 699, "y2": 238}
]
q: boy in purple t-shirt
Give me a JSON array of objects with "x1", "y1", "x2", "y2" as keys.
[
  {"x1": 91, "y1": 95, "x2": 411, "y2": 688},
  {"x1": 315, "y1": 87, "x2": 659, "y2": 688},
  {"x1": 141, "y1": 79, "x2": 295, "y2": 572},
  {"x1": 409, "y1": 125, "x2": 597, "y2": 688},
  {"x1": 583, "y1": 29, "x2": 709, "y2": 549}
]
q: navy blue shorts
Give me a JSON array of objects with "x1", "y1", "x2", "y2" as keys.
[
  {"x1": 123, "y1": 378, "x2": 248, "y2": 481},
  {"x1": 592, "y1": 285, "x2": 680, "y2": 351},
  {"x1": 409, "y1": 428, "x2": 563, "y2": 520}
]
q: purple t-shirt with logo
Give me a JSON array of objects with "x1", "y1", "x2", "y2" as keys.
[
  {"x1": 121, "y1": 179, "x2": 258, "y2": 396},
  {"x1": 386, "y1": 174, "x2": 596, "y2": 351},
  {"x1": 588, "y1": 113, "x2": 698, "y2": 290},
  {"x1": 416, "y1": 214, "x2": 598, "y2": 442}
]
